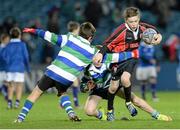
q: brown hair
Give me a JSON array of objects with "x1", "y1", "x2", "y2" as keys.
[
  {"x1": 67, "y1": 21, "x2": 80, "y2": 32},
  {"x1": 123, "y1": 7, "x2": 140, "y2": 20},
  {"x1": 10, "y1": 27, "x2": 21, "y2": 38},
  {"x1": 79, "y1": 22, "x2": 96, "y2": 40}
]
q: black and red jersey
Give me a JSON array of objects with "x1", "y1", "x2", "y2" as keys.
[{"x1": 99, "y1": 22, "x2": 159, "y2": 55}]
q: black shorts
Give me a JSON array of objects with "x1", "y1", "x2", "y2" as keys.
[
  {"x1": 89, "y1": 87, "x2": 108, "y2": 100},
  {"x1": 111, "y1": 58, "x2": 138, "y2": 81},
  {"x1": 37, "y1": 75, "x2": 69, "y2": 96}
]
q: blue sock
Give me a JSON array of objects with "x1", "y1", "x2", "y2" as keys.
[
  {"x1": 141, "y1": 84, "x2": 146, "y2": 99},
  {"x1": 8, "y1": 99, "x2": 12, "y2": 109},
  {"x1": 72, "y1": 87, "x2": 79, "y2": 107},
  {"x1": 96, "y1": 110, "x2": 102, "y2": 119},
  {"x1": 60, "y1": 95, "x2": 75, "y2": 117},
  {"x1": 15, "y1": 99, "x2": 20, "y2": 108},
  {"x1": 18, "y1": 100, "x2": 33, "y2": 121},
  {"x1": 151, "y1": 84, "x2": 157, "y2": 98}
]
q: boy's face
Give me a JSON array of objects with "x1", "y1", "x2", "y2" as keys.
[
  {"x1": 3, "y1": 37, "x2": 10, "y2": 44},
  {"x1": 126, "y1": 15, "x2": 140, "y2": 31}
]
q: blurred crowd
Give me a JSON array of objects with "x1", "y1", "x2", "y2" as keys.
[{"x1": 0, "y1": 0, "x2": 180, "y2": 65}]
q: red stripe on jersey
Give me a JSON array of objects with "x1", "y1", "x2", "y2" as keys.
[{"x1": 107, "y1": 30, "x2": 127, "y2": 52}]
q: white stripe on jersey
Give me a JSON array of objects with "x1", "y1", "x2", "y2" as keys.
[
  {"x1": 58, "y1": 51, "x2": 87, "y2": 67},
  {"x1": 47, "y1": 64, "x2": 76, "y2": 81},
  {"x1": 112, "y1": 53, "x2": 120, "y2": 63},
  {"x1": 69, "y1": 35, "x2": 95, "y2": 54},
  {"x1": 61, "y1": 35, "x2": 68, "y2": 47},
  {"x1": 44, "y1": 31, "x2": 52, "y2": 42}
]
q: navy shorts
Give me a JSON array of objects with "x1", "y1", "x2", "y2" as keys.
[{"x1": 37, "y1": 75, "x2": 69, "y2": 96}]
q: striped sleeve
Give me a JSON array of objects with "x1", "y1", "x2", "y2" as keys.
[
  {"x1": 102, "y1": 51, "x2": 134, "y2": 63},
  {"x1": 35, "y1": 29, "x2": 68, "y2": 47}
]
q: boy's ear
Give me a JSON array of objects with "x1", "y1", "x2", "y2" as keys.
[{"x1": 88, "y1": 36, "x2": 93, "y2": 41}]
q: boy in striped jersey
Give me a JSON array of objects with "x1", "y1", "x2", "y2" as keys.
[
  {"x1": 81, "y1": 63, "x2": 172, "y2": 121},
  {"x1": 15, "y1": 22, "x2": 138, "y2": 123}
]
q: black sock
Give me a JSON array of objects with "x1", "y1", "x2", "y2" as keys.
[
  {"x1": 124, "y1": 86, "x2": 131, "y2": 102},
  {"x1": 107, "y1": 91, "x2": 115, "y2": 111}
]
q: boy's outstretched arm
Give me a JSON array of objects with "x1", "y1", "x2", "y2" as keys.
[
  {"x1": 102, "y1": 49, "x2": 139, "y2": 63},
  {"x1": 23, "y1": 28, "x2": 67, "y2": 48}
]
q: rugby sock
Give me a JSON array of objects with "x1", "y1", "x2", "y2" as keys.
[
  {"x1": 18, "y1": 100, "x2": 33, "y2": 121},
  {"x1": 15, "y1": 99, "x2": 20, "y2": 108},
  {"x1": 60, "y1": 95, "x2": 75, "y2": 117},
  {"x1": 141, "y1": 84, "x2": 146, "y2": 100},
  {"x1": 96, "y1": 110, "x2": 102, "y2": 119},
  {"x1": 107, "y1": 91, "x2": 115, "y2": 111},
  {"x1": 151, "y1": 110, "x2": 160, "y2": 119},
  {"x1": 151, "y1": 84, "x2": 157, "y2": 98},
  {"x1": 72, "y1": 87, "x2": 79, "y2": 107},
  {"x1": 124, "y1": 86, "x2": 131, "y2": 102},
  {"x1": 7, "y1": 99, "x2": 12, "y2": 109}
]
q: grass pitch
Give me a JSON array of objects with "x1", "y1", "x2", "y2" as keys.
[{"x1": 0, "y1": 91, "x2": 180, "y2": 129}]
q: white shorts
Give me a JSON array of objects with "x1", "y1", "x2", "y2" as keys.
[
  {"x1": 136, "y1": 66, "x2": 157, "y2": 81},
  {"x1": 6, "y1": 72, "x2": 25, "y2": 82},
  {"x1": 0, "y1": 71, "x2": 6, "y2": 86}
]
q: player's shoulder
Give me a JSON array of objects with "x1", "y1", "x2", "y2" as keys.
[{"x1": 117, "y1": 23, "x2": 127, "y2": 30}]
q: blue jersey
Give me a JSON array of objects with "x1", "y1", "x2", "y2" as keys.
[
  {"x1": 0, "y1": 44, "x2": 7, "y2": 71},
  {"x1": 138, "y1": 42, "x2": 155, "y2": 67},
  {"x1": 1, "y1": 39, "x2": 30, "y2": 73}
]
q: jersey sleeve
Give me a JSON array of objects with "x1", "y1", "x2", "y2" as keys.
[
  {"x1": 102, "y1": 51, "x2": 136, "y2": 63},
  {"x1": 35, "y1": 29, "x2": 68, "y2": 47}
]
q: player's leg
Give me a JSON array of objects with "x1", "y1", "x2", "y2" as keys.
[
  {"x1": 15, "y1": 85, "x2": 43, "y2": 123},
  {"x1": 121, "y1": 71, "x2": 137, "y2": 116},
  {"x1": 140, "y1": 81, "x2": 147, "y2": 100},
  {"x1": 148, "y1": 66, "x2": 158, "y2": 101},
  {"x1": 136, "y1": 66, "x2": 148, "y2": 100},
  {"x1": 57, "y1": 83, "x2": 81, "y2": 121},
  {"x1": 15, "y1": 75, "x2": 52, "y2": 123},
  {"x1": 72, "y1": 79, "x2": 79, "y2": 107},
  {"x1": 7, "y1": 82, "x2": 15, "y2": 109},
  {"x1": 121, "y1": 59, "x2": 138, "y2": 116},
  {"x1": 0, "y1": 72, "x2": 8, "y2": 101},
  {"x1": 15, "y1": 82, "x2": 23, "y2": 108},
  {"x1": 116, "y1": 89, "x2": 172, "y2": 121},
  {"x1": 132, "y1": 94, "x2": 172, "y2": 121},
  {"x1": 84, "y1": 95, "x2": 106, "y2": 120},
  {"x1": 106, "y1": 66, "x2": 120, "y2": 121},
  {"x1": 14, "y1": 72, "x2": 25, "y2": 108}
]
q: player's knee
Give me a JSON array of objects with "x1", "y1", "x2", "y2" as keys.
[
  {"x1": 109, "y1": 80, "x2": 119, "y2": 94},
  {"x1": 84, "y1": 107, "x2": 95, "y2": 116},
  {"x1": 149, "y1": 77, "x2": 157, "y2": 84},
  {"x1": 108, "y1": 87, "x2": 117, "y2": 94},
  {"x1": 121, "y1": 77, "x2": 131, "y2": 87}
]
